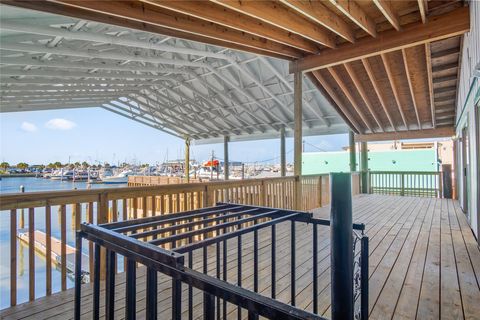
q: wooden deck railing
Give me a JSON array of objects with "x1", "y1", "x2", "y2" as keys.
[
  {"x1": 368, "y1": 171, "x2": 443, "y2": 197},
  {"x1": 0, "y1": 173, "x2": 361, "y2": 308}
]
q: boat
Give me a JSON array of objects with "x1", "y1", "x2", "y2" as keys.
[{"x1": 101, "y1": 169, "x2": 133, "y2": 184}]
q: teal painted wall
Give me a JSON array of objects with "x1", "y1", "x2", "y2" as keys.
[{"x1": 302, "y1": 149, "x2": 437, "y2": 175}]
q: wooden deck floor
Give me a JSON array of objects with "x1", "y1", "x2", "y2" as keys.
[{"x1": 1, "y1": 195, "x2": 480, "y2": 320}]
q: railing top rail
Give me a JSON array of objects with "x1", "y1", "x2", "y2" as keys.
[{"x1": 0, "y1": 174, "x2": 330, "y2": 210}]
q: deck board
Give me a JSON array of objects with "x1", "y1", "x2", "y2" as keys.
[{"x1": 1, "y1": 195, "x2": 479, "y2": 320}]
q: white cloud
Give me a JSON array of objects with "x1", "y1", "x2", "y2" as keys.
[
  {"x1": 20, "y1": 121, "x2": 37, "y2": 132},
  {"x1": 45, "y1": 118, "x2": 77, "y2": 130}
]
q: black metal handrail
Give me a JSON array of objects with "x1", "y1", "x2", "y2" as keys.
[{"x1": 74, "y1": 199, "x2": 369, "y2": 320}]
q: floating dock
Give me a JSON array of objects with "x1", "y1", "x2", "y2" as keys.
[{"x1": 17, "y1": 229, "x2": 90, "y2": 282}]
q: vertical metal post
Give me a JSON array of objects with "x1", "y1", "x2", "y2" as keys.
[
  {"x1": 74, "y1": 232, "x2": 82, "y2": 320},
  {"x1": 360, "y1": 142, "x2": 368, "y2": 193},
  {"x1": 172, "y1": 278, "x2": 182, "y2": 320},
  {"x1": 125, "y1": 259, "x2": 136, "y2": 320},
  {"x1": 349, "y1": 131, "x2": 356, "y2": 172},
  {"x1": 185, "y1": 137, "x2": 190, "y2": 183},
  {"x1": 224, "y1": 136, "x2": 229, "y2": 180},
  {"x1": 271, "y1": 224, "x2": 276, "y2": 299},
  {"x1": 312, "y1": 224, "x2": 318, "y2": 314},
  {"x1": 294, "y1": 71, "x2": 303, "y2": 210},
  {"x1": 290, "y1": 220, "x2": 296, "y2": 306},
  {"x1": 93, "y1": 243, "x2": 101, "y2": 320},
  {"x1": 361, "y1": 236, "x2": 369, "y2": 320},
  {"x1": 330, "y1": 172, "x2": 353, "y2": 320},
  {"x1": 280, "y1": 126, "x2": 286, "y2": 177},
  {"x1": 105, "y1": 249, "x2": 115, "y2": 320},
  {"x1": 146, "y1": 268, "x2": 157, "y2": 320}
]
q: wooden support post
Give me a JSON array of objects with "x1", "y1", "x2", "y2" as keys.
[
  {"x1": 294, "y1": 72, "x2": 303, "y2": 210},
  {"x1": 360, "y1": 142, "x2": 368, "y2": 193},
  {"x1": 185, "y1": 137, "x2": 190, "y2": 183},
  {"x1": 280, "y1": 126, "x2": 286, "y2": 177},
  {"x1": 349, "y1": 131, "x2": 356, "y2": 172},
  {"x1": 224, "y1": 136, "x2": 229, "y2": 180}
]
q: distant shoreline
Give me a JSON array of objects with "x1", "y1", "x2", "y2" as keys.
[{"x1": 0, "y1": 173, "x2": 37, "y2": 178}]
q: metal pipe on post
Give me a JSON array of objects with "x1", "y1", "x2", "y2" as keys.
[
  {"x1": 330, "y1": 172, "x2": 353, "y2": 320},
  {"x1": 280, "y1": 126, "x2": 286, "y2": 177},
  {"x1": 294, "y1": 72, "x2": 302, "y2": 210},
  {"x1": 360, "y1": 142, "x2": 368, "y2": 193},
  {"x1": 185, "y1": 137, "x2": 190, "y2": 183},
  {"x1": 224, "y1": 136, "x2": 229, "y2": 180},
  {"x1": 349, "y1": 131, "x2": 356, "y2": 172}
]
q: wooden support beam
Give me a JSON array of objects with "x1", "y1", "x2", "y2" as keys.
[
  {"x1": 432, "y1": 62, "x2": 458, "y2": 73},
  {"x1": 280, "y1": 126, "x2": 286, "y2": 177},
  {"x1": 293, "y1": 71, "x2": 302, "y2": 210},
  {"x1": 360, "y1": 142, "x2": 368, "y2": 193},
  {"x1": 290, "y1": 7, "x2": 469, "y2": 72},
  {"x1": 373, "y1": 0, "x2": 401, "y2": 31},
  {"x1": 185, "y1": 137, "x2": 190, "y2": 183},
  {"x1": 349, "y1": 131, "x2": 356, "y2": 172},
  {"x1": 344, "y1": 63, "x2": 384, "y2": 131},
  {"x1": 328, "y1": 0, "x2": 377, "y2": 37},
  {"x1": 327, "y1": 66, "x2": 375, "y2": 133},
  {"x1": 381, "y1": 53, "x2": 409, "y2": 129},
  {"x1": 279, "y1": 0, "x2": 355, "y2": 43},
  {"x1": 354, "y1": 127, "x2": 455, "y2": 142},
  {"x1": 361, "y1": 58, "x2": 396, "y2": 131},
  {"x1": 311, "y1": 71, "x2": 363, "y2": 134},
  {"x1": 19, "y1": 0, "x2": 303, "y2": 59},
  {"x1": 224, "y1": 136, "x2": 229, "y2": 180},
  {"x1": 433, "y1": 75, "x2": 458, "y2": 84},
  {"x1": 425, "y1": 43, "x2": 436, "y2": 128},
  {"x1": 418, "y1": 0, "x2": 427, "y2": 23},
  {"x1": 143, "y1": 0, "x2": 319, "y2": 54},
  {"x1": 401, "y1": 49, "x2": 422, "y2": 129},
  {"x1": 212, "y1": 0, "x2": 336, "y2": 48}
]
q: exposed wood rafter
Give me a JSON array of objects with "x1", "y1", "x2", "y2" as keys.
[
  {"x1": 328, "y1": 0, "x2": 377, "y2": 37},
  {"x1": 401, "y1": 49, "x2": 422, "y2": 129},
  {"x1": 327, "y1": 66, "x2": 374, "y2": 133},
  {"x1": 381, "y1": 53, "x2": 409, "y2": 129},
  {"x1": 354, "y1": 127, "x2": 454, "y2": 142},
  {"x1": 425, "y1": 43, "x2": 436, "y2": 128},
  {"x1": 290, "y1": 7, "x2": 469, "y2": 73},
  {"x1": 373, "y1": 0, "x2": 401, "y2": 31}
]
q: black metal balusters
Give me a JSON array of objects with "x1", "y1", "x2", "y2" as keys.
[
  {"x1": 271, "y1": 224, "x2": 276, "y2": 299},
  {"x1": 125, "y1": 259, "x2": 136, "y2": 320},
  {"x1": 93, "y1": 243, "x2": 101, "y2": 320}
]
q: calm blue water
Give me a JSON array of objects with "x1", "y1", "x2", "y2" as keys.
[{"x1": 0, "y1": 177, "x2": 127, "y2": 309}]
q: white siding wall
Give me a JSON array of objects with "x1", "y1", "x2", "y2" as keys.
[{"x1": 455, "y1": 0, "x2": 480, "y2": 240}]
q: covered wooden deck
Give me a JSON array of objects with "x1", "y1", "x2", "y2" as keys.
[{"x1": 1, "y1": 194, "x2": 479, "y2": 320}]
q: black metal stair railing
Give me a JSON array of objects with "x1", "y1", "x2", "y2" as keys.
[{"x1": 74, "y1": 200, "x2": 369, "y2": 320}]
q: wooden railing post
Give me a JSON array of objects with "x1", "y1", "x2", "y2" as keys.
[
  {"x1": 98, "y1": 192, "x2": 108, "y2": 280},
  {"x1": 203, "y1": 185, "x2": 209, "y2": 207},
  {"x1": 400, "y1": 173, "x2": 405, "y2": 196},
  {"x1": 294, "y1": 176, "x2": 302, "y2": 210},
  {"x1": 318, "y1": 176, "x2": 323, "y2": 208},
  {"x1": 260, "y1": 180, "x2": 266, "y2": 206}
]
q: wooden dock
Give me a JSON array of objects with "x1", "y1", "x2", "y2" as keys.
[
  {"x1": 2, "y1": 194, "x2": 479, "y2": 319},
  {"x1": 17, "y1": 230, "x2": 90, "y2": 280}
]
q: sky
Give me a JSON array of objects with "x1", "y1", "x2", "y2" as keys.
[{"x1": 0, "y1": 107, "x2": 349, "y2": 166}]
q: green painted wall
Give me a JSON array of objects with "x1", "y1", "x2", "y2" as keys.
[{"x1": 302, "y1": 149, "x2": 437, "y2": 174}]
